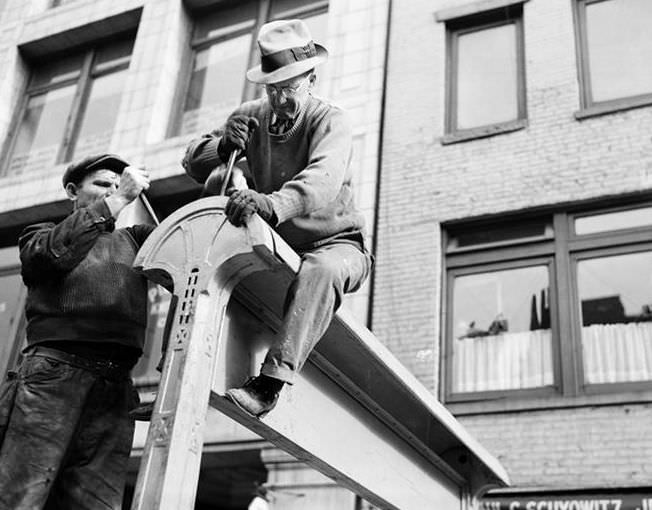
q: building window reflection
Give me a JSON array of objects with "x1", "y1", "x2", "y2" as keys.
[
  {"x1": 3, "y1": 36, "x2": 134, "y2": 177},
  {"x1": 445, "y1": 202, "x2": 652, "y2": 402}
]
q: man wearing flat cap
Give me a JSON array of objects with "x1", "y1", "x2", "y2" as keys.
[
  {"x1": 183, "y1": 19, "x2": 373, "y2": 418},
  {"x1": 0, "y1": 155, "x2": 152, "y2": 509}
]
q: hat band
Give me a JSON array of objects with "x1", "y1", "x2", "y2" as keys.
[{"x1": 261, "y1": 41, "x2": 317, "y2": 72}]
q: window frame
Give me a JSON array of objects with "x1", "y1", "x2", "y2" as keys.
[
  {"x1": 442, "y1": 4, "x2": 528, "y2": 145},
  {"x1": 445, "y1": 255, "x2": 561, "y2": 403},
  {"x1": 443, "y1": 198, "x2": 652, "y2": 414},
  {"x1": 1, "y1": 33, "x2": 134, "y2": 177},
  {"x1": 573, "y1": 0, "x2": 652, "y2": 120}
]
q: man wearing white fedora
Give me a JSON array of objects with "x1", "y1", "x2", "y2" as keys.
[{"x1": 183, "y1": 19, "x2": 373, "y2": 418}]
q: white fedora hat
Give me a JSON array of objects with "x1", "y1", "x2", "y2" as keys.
[{"x1": 246, "y1": 19, "x2": 328, "y2": 84}]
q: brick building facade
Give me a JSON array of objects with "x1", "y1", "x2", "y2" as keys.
[{"x1": 375, "y1": 0, "x2": 652, "y2": 506}]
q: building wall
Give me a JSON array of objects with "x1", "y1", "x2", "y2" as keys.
[
  {"x1": 377, "y1": 0, "x2": 652, "y2": 492},
  {"x1": 0, "y1": 0, "x2": 389, "y2": 508}
]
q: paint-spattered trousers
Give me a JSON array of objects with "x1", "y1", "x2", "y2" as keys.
[
  {"x1": 0, "y1": 354, "x2": 136, "y2": 510},
  {"x1": 260, "y1": 240, "x2": 373, "y2": 384}
]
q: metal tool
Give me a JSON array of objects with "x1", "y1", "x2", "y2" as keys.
[
  {"x1": 139, "y1": 194, "x2": 160, "y2": 226},
  {"x1": 219, "y1": 150, "x2": 239, "y2": 196}
]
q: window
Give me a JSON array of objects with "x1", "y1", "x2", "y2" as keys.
[
  {"x1": 0, "y1": 248, "x2": 26, "y2": 379},
  {"x1": 444, "y1": 201, "x2": 652, "y2": 405},
  {"x1": 443, "y1": 4, "x2": 526, "y2": 143},
  {"x1": 3, "y1": 36, "x2": 134, "y2": 177},
  {"x1": 575, "y1": 0, "x2": 652, "y2": 116},
  {"x1": 178, "y1": 0, "x2": 328, "y2": 136}
]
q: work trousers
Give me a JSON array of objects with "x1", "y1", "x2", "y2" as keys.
[
  {"x1": 260, "y1": 240, "x2": 372, "y2": 384},
  {"x1": 0, "y1": 351, "x2": 137, "y2": 510}
]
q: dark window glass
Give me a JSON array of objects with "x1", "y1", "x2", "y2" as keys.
[
  {"x1": 181, "y1": 33, "x2": 253, "y2": 135},
  {"x1": 71, "y1": 68, "x2": 128, "y2": 160},
  {"x1": 448, "y1": 219, "x2": 551, "y2": 250},
  {"x1": 194, "y1": 3, "x2": 257, "y2": 40},
  {"x1": 0, "y1": 271, "x2": 26, "y2": 378},
  {"x1": 4, "y1": 36, "x2": 133, "y2": 176},
  {"x1": 30, "y1": 54, "x2": 84, "y2": 88}
]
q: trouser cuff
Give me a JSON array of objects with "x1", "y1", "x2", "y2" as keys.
[{"x1": 260, "y1": 363, "x2": 295, "y2": 385}]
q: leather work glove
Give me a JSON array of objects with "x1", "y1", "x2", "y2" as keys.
[
  {"x1": 225, "y1": 189, "x2": 275, "y2": 227},
  {"x1": 218, "y1": 115, "x2": 259, "y2": 162}
]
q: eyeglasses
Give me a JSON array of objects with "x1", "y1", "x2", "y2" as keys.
[{"x1": 264, "y1": 75, "x2": 311, "y2": 97}]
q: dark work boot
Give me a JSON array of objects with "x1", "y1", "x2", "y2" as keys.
[{"x1": 225, "y1": 374, "x2": 285, "y2": 418}]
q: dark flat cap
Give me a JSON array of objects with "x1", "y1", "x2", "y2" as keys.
[{"x1": 62, "y1": 153, "x2": 130, "y2": 188}]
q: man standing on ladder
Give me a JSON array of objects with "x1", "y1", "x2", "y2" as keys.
[{"x1": 183, "y1": 19, "x2": 373, "y2": 418}]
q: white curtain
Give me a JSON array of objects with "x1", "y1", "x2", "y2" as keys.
[
  {"x1": 453, "y1": 330, "x2": 553, "y2": 393},
  {"x1": 582, "y1": 322, "x2": 652, "y2": 384}
]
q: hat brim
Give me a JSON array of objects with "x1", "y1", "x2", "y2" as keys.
[
  {"x1": 85, "y1": 154, "x2": 130, "y2": 174},
  {"x1": 246, "y1": 44, "x2": 328, "y2": 84}
]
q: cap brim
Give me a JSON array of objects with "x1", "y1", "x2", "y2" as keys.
[
  {"x1": 86, "y1": 154, "x2": 130, "y2": 173},
  {"x1": 246, "y1": 44, "x2": 328, "y2": 84}
]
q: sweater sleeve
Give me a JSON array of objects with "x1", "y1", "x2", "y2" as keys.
[
  {"x1": 126, "y1": 224, "x2": 156, "y2": 247},
  {"x1": 181, "y1": 129, "x2": 224, "y2": 184},
  {"x1": 269, "y1": 106, "x2": 353, "y2": 224},
  {"x1": 182, "y1": 101, "x2": 263, "y2": 184},
  {"x1": 19, "y1": 200, "x2": 116, "y2": 285}
]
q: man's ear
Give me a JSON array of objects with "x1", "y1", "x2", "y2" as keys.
[{"x1": 65, "y1": 182, "x2": 79, "y2": 202}]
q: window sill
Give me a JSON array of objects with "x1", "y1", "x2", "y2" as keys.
[
  {"x1": 440, "y1": 118, "x2": 527, "y2": 145},
  {"x1": 446, "y1": 388, "x2": 652, "y2": 416},
  {"x1": 574, "y1": 94, "x2": 652, "y2": 120}
]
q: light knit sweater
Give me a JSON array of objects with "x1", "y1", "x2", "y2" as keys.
[{"x1": 183, "y1": 95, "x2": 366, "y2": 251}]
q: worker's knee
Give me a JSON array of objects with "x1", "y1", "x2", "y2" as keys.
[{"x1": 299, "y1": 252, "x2": 342, "y2": 286}]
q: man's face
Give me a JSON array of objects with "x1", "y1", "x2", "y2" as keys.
[
  {"x1": 66, "y1": 169, "x2": 120, "y2": 209},
  {"x1": 265, "y1": 73, "x2": 313, "y2": 120}
]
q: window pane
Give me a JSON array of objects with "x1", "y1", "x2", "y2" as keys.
[
  {"x1": 270, "y1": 0, "x2": 326, "y2": 18},
  {"x1": 585, "y1": 0, "x2": 652, "y2": 102},
  {"x1": 7, "y1": 85, "x2": 75, "y2": 176},
  {"x1": 93, "y1": 38, "x2": 134, "y2": 72},
  {"x1": 456, "y1": 22, "x2": 518, "y2": 130},
  {"x1": 0, "y1": 273, "x2": 25, "y2": 378},
  {"x1": 132, "y1": 285, "x2": 171, "y2": 384},
  {"x1": 30, "y1": 53, "x2": 84, "y2": 88},
  {"x1": 575, "y1": 206, "x2": 652, "y2": 235},
  {"x1": 194, "y1": 3, "x2": 257, "y2": 40},
  {"x1": 448, "y1": 219, "x2": 552, "y2": 250},
  {"x1": 452, "y1": 266, "x2": 553, "y2": 393},
  {"x1": 181, "y1": 33, "x2": 252, "y2": 135},
  {"x1": 70, "y1": 69, "x2": 127, "y2": 161},
  {"x1": 578, "y1": 251, "x2": 652, "y2": 384}
]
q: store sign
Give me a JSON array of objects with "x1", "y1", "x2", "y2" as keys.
[{"x1": 480, "y1": 494, "x2": 652, "y2": 510}]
